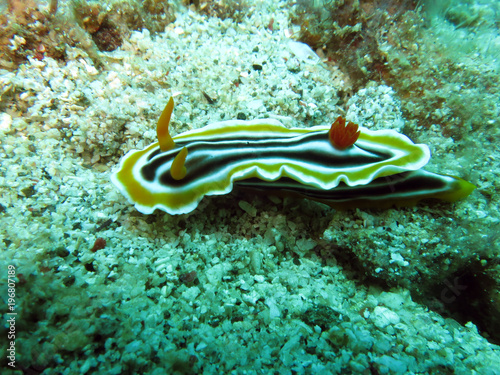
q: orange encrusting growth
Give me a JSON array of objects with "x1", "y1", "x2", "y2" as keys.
[{"x1": 329, "y1": 116, "x2": 361, "y2": 150}]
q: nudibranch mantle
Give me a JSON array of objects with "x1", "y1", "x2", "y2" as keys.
[{"x1": 111, "y1": 98, "x2": 475, "y2": 215}]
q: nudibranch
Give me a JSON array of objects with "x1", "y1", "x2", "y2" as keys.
[{"x1": 111, "y1": 98, "x2": 476, "y2": 214}]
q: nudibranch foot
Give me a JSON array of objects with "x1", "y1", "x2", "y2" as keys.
[
  {"x1": 111, "y1": 97, "x2": 476, "y2": 215},
  {"x1": 235, "y1": 170, "x2": 476, "y2": 210}
]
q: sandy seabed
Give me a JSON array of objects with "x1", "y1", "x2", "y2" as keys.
[{"x1": 1, "y1": 0, "x2": 500, "y2": 373}]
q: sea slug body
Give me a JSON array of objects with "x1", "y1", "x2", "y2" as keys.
[{"x1": 111, "y1": 98, "x2": 476, "y2": 215}]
